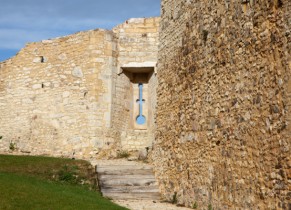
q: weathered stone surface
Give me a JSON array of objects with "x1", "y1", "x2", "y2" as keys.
[
  {"x1": 153, "y1": 0, "x2": 290, "y2": 209},
  {"x1": 138, "y1": 148, "x2": 148, "y2": 160},
  {"x1": 1, "y1": 2, "x2": 290, "y2": 208},
  {"x1": 96, "y1": 164, "x2": 160, "y2": 200},
  {"x1": 0, "y1": 17, "x2": 160, "y2": 160},
  {"x1": 72, "y1": 67, "x2": 83, "y2": 78}
]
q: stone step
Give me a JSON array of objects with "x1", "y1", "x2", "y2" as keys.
[
  {"x1": 102, "y1": 192, "x2": 160, "y2": 200},
  {"x1": 99, "y1": 176, "x2": 157, "y2": 186},
  {"x1": 98, "y1": 174, "x2": 156, "y2": 180},
  {"x1": 102, "y1": 185, "x2": 159, "y2": 192},
  {"x1": 96, "y1": 163, "x2": 160, "y2": 200},
  {"x1": 97, "y1": 165, "x2": 154, "y2": 175}
]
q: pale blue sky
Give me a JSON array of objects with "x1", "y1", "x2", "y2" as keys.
[{"x1": 0, "y1": 0, "x2": 161, "y2": 61}]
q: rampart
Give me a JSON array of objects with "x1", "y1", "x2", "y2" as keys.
[
  {"x1": 0, "y1": 17, "x2": 160, "y2": 160},
  {"x1": 153, "y1": 0, "x2": 290, "y2": 209}
]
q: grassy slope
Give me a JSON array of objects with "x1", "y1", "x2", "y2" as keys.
[
  {"x1": 0, "y1": 155, "x2": 128, "y2": 210},
  {"x1": 0, "y1": 155, "x2": 91, "y2": 180}
]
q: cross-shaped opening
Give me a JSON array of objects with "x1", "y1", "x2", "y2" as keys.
[
  {"x1": 136, "y1": 83, "x2": 146, "y2": 125},
  {"x1": 120, "y1": 66, "x2": 154, "y2": 130}
]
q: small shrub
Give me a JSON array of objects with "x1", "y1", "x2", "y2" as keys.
[
  {"x1": 116, "y1": 150, "x2": 130, "y2": 159},
  {"x1": 9, "y1": 142, "x2": 16, "y2": 151},
  {"x1": 171, "y1": 192, "x2": 177, "y2": 204},
  {"x1": 208, "y1": 203, "x2": 213, "y2": 210},
  {"x1": 57, "y1": 165, "x2": 79, "y2": 184},
  {"x1": 0, "y1": 136, "x2": 2, "y2": 140},
  {"x1": 192, "y1": 201, "x2": 198, "y2": 209}
]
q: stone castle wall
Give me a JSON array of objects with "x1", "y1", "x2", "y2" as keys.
[
  {"x1": 113, "y1": 18, "x2": 159, "y2": 150},
  {"x1": 153, "y1": 0, "x2": 290, "y2": 209},
  {"x1": 0, "y1": 17, "x2": 160, "y2": 159}
]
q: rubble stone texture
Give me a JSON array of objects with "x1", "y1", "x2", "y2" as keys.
[
  {"x1": 0, "y1": 17, "x2": 160, "y2": 160},
  {"x1": 0, "y1": 1, "x2": 290, "y2": 209},
  {"x1": 153, "y1": 0, "x2": 290, "y2": 209}
]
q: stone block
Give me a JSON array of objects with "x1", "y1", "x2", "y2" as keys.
[
  {"x1": 32, "y1": 84, "x2": 42, "y2": 89},
  {"x1": 72, "y1": 67, "x2": 83, "y2": 78}
]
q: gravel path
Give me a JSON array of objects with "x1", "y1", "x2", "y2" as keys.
[{"x1": 113, "y1": 200, "x2": 191, "y2": 210}]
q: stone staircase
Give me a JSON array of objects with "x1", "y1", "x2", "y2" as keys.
[{"x1": 96, "y1": 164, "x2": 160, "y2": 200}]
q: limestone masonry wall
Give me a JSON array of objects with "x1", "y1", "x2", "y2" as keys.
[
  {"x1": 153, "y1": 0, "x2": 290, "y2": 209},
  {"x1": 113, "y1": 18, "x2": 159, "y2": 150},
  {"x1": 1, "y1": 1, "x2": 290, "y2": 208},
  {"x1": 0, "y1": 17, "x2": 160, "y2": 159}
]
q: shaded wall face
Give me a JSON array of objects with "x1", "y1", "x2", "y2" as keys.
[
  {"x1": 154, "y1": 0, "x2": 290, "y2": 209},
  {"x1": 0, "y1": 30, "x2": 117, "y2": 159}
]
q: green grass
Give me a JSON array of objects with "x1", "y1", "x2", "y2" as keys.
[
  {"x1": 0, "y1": 154, "x2": 91, "y2": 182},
  {"x1": 0, "y1": 154, "x2": 129, "y2": 210}
]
